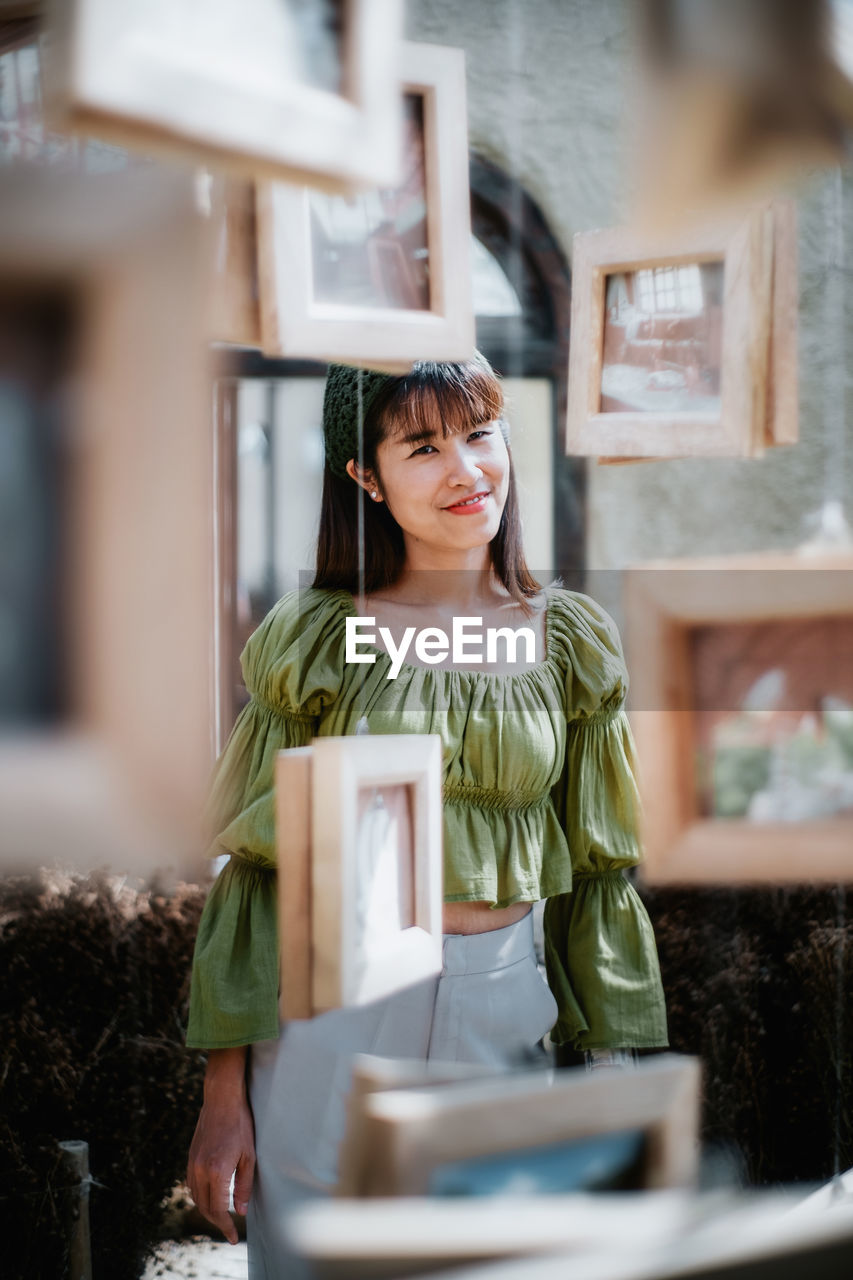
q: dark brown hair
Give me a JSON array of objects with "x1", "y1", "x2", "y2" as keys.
[{"x1": 313, "y1": 357, "x2": 541, "y2": 608}]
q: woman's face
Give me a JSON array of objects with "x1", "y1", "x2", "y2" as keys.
[{"x1": 372, "y1": 415, "x2": 511, "y2": 559}]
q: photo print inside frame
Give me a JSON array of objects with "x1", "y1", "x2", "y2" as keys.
[
  {"x1": 355, "y1": 783, "x2": 416, "y2": 940},
  {"x1": 691, "y1": 615, "x2": 853, "y2": 825},
  {"x1": 309, "y1": 93, "x2": 430, "y2": 313},
  {"x1": 600, "y1": 262, "x2": 724, "y2": 417}
]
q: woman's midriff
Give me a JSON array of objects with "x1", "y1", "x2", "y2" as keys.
[{"x1": 442, "y1": 899, "x2": 532, "y2": 935}]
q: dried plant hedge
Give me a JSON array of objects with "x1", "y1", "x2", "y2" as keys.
[
  {"x1": 0, "y1": 870, "x2": 207, "y2": 1280},
  {"x1": 641, "y1": 884, "x2": 853, "y2": 1186}
]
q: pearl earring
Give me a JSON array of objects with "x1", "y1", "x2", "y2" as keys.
[{"x1": 370, "y1": 490, "x2": 378, "y2": 499}]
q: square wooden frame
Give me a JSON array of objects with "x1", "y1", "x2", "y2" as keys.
[
  {"x1": 276, "y1": 733, "x2": 444, "y2": 1019},
  {"x1": 257, "y1": 41, "x2": 475, "y2": 365},
  {"x1": 627, "y1": 552, "x2": 853, "y2": 884},
  {"x1": 567, "y1": 202, "x2": 797, "y2": 459},
  {"x1": 338, "y1": 1053, "x2": 701, "y2": 1198},
  {"x1": 47, "y1": 0, "x2": 405, "y2": 191},
  {"x1": 0, "y1": 167, "x2": 213, "y2": 880}
]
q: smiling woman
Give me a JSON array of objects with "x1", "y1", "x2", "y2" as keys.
[{"x1": 186, "y1": 354, "x2": 668, "y2": 1279}]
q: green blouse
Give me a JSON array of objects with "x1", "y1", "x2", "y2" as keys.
[{"x1": 186, "y1": 587, "x2": 668, "y2": 1053}]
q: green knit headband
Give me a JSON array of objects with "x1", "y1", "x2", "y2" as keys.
[{"x1": 322, "y1": 364, "x2": 396, "y2": 480}]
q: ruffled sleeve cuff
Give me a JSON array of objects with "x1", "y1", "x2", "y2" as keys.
[
  {"x1": 544, "y1": 590, "x2": 668, "y2": 1050},
  {"x1": 543, "y1": 873, "x2": 668, "y2": 1050},
  {"x1": 186, "y1": 855, "x2": 280, "y2": 1048}
]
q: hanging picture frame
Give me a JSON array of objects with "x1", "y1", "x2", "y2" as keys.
[
  {"x1": 47, "y1": 0, "x2": 405, "y2": 191},
  {"x1": 276, "y1": 732, "x2": 444, "y2": 1019},
  {"x1": 593, "y1": 200, "x2": 798, "y2": 465},
  {"x1": 256, "y1": 41, "x2": 475, "y2": 366},
  {"x1": 334, "y1": 1053, "x2": 700, "y2": 1198},
  {"x1": 566, "y1": 203, "x2": 792, "y2": 460},
  {"x1": 626, "y1": 551, "x2": 853, "y2": 884}
]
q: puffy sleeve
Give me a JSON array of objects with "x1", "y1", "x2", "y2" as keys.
[
  {"x1": 186, "y1": 589, "x2": 347, "y2": 1048},
  {"x1": 543, "y1": 591, "x2": 668, "y2": 1052}
]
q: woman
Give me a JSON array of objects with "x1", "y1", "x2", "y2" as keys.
[{"x1": 186, "y1": 355, "x2": 668, "y2": 1275}]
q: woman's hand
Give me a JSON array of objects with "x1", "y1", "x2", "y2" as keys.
[{"x1": 187, "y1": 1046, "x2": 255, "y2": 1245}]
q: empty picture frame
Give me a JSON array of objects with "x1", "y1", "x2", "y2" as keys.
[
  {"x1": 340, "y1": 1053, "x2": 701, "y2": 1197},
  {"x1": 257, "y1": 41, "x2": 475, "y2": 365},
  {"x1": 47, "y1": 0, "x2": 405, "y2": 191},
  {"x1": 626, "y1": 552, "x2": 853, "y2": 884},
  {"x1": 275, "y1": 733, "x2": 444, "y2": 1019},
  {"x1": 567, "y1": 203, "x2": 796, "y2": 459}
]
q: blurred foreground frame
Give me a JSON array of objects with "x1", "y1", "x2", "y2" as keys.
[
  {"x1": 633, "y1": 0, "x2": 853, "y2": 224},
  {"x1": 46, "y1": 0, "x2": 405, "y2": 192},
  {"x1": 626, "y1": 552, "x2": 853, "y2": 884},
  {"x1": 0, "y1": 165, "x2": 213, "y2": 882},
  {"x1": 335, "y1": 1052, "x2": 701, "y2": 1199}
]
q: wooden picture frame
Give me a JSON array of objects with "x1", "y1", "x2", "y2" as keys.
[
  {"x1": 0, "y1": 166, "x2": 213, "y2": 881},
  {"x1": 257, "y1": 41, "x2": 475, "y2": 366},
  {"x1": 567, "y1": 203, "x2": 796, "y2": 460},
  {"x1": 276, "y1": 733, "x2": 444, "y2": 1019},
  {"x1": 626, "y1": 552, "x2": 853, "y2": 884},
  {"x1": 47, "y1": 0, "x2": 405, "y2": 191},
  {"x1": 337, "y1": 1053, "x2": 701, "y2": 1198}
]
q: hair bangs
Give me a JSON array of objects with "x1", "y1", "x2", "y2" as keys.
[{"x1": 377, "y1": 358, "x2": 505, "y2": 447}]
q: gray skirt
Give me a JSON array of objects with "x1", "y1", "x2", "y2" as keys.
[{"x1": 247, "y1": 911, "x2": 557, "y2": 1278}]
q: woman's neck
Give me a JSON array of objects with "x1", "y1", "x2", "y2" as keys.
[{"x1": 387, "y1": 544, "x2": 501, "y2": 612}]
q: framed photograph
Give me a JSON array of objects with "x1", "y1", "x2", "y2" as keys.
[
  {"x1": 0, "y1": 166, "x2": 213, "y2": 881},
  {"x1": 626, "y1": 553, "x2": 853, "y2": 884},
  {"x1": 257, "y1": 41, "x2": 475, "y2": 365},
  {"x1": 47, "y1": 0, "x2": 405, "y2": 191},
  {"x1": 276, "y1": 733, "x2": 444, "y2": 1018},
  {"x1": 336, "y1": 1053, "x2": 700, "y2": 1198},
  {"x1": 567, "y1": 203, "x2": 796, "y2": 460}
]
